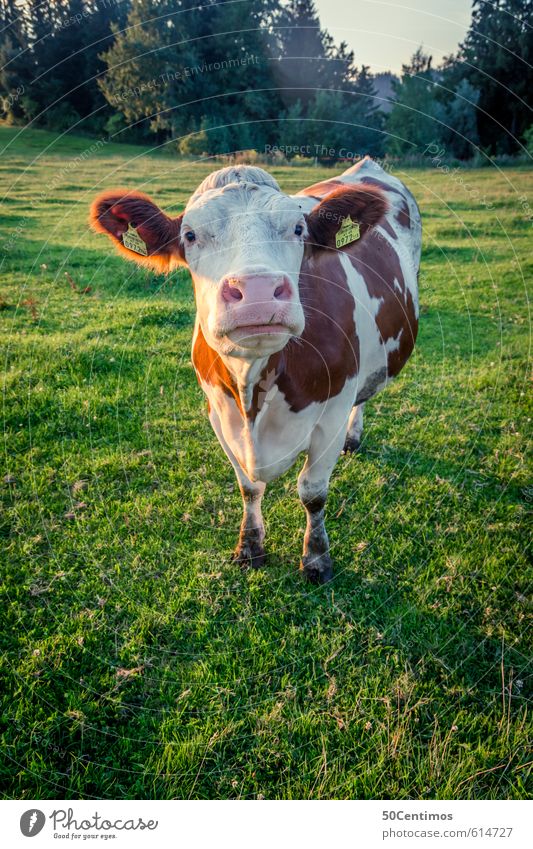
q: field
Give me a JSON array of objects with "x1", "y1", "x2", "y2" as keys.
[{"x1": 0, "y1": 124, "x2": 531, "y2": 800}]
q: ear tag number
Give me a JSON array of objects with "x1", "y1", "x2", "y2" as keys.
[
  {"x1": 122, "y1": 223, "x2": 148, "y2": 256},
  {"x1": 335, "y1": 215, "x2": 360, "y2": 249}
]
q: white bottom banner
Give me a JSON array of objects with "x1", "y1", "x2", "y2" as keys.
[{"x1": 2, "y1": 799, "x2": 531, "y2": 849}]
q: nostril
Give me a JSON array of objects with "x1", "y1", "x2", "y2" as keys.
[
  {"x1": 222, "y1": 280, "x2": 243, "y2": 302},
  {"x1": 274, "y1": 278, "x2": 291, "y2": 300}
]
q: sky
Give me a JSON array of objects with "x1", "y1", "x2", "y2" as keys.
[{"x1": 314, "y1": 0, "x2": 473, "y2": 75}]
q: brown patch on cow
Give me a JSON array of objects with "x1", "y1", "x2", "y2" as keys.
[
  {"x1": 298, "y1": 178, "x2": 345, "y2": 199},
  {"x1": 192, "y1": 324, "x2": 243, "y2": 415},
  {"x1": 306, "y1": 185, "x2": 389, "y2": 249},
  {"x1": 359, "y1": 176, "x2": 402, "y2": 195},
  {"x1": 249, "y1": 253, "x2": 360, "y2": 416},
  {"x1": 396, "y1": 199, "x2": 411, "y2": 229},
  {"x1": 379, "y1": 288, "x2": 418, "y2": 378},
  {"x1": 345, "y1": 226, "x2": 417, "y2": 380},
  {"x1": 379, "y1": 218, "x2": 398, "y2": 240},
  {"x1": 346, "y1": 226, "x2": 407, "y2": 298},
  {"x1": 90, "y1": 189, "x2": 185, "y2": 273}
]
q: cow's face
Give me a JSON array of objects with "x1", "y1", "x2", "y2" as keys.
[
  {"x1": 180, "y1": 181, "x2": 306, "y2": 357},
  {"x1": 90, "y1": 166, "x2": 387, "y2": 361}
]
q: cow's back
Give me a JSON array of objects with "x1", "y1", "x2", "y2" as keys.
[{"x1": 294, "y1": 157, "x2": 421, "y2": 404}]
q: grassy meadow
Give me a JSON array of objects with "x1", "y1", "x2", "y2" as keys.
[{"x1": 0, "y1": 124, "x2": 531, "y2": 799}]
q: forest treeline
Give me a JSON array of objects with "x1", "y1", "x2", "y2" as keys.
[{"x1": 0, "y1": 0, "x2": 531, "y2": 160}]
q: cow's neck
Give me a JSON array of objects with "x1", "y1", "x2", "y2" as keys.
[
  {"x1": 192, "y1": 321, "x2": 284, "y2": 427},
  {"x1": 220, "y1": 352, "x2": 271, "y2": 418}
]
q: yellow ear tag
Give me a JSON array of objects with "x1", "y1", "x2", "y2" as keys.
[
  {"x1": 335, "y1": 215, "x2": 360, "y2": 249},
  {"x1": 122, "y1": 223, "x2": 148, "y2": 256}
]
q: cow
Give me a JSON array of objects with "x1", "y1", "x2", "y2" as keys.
[{"x1": 90, "y1": 156, "x2": 421, "y2": 583}]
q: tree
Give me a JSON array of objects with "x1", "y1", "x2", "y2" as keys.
[
  {"x1": 371, "y1": 72, "x2": 398, "y2": 114},
  {"x1": 273, "y1": 0, "x2": 333, "y2": 107},
  {"x1": 272, "y1": 0, "x2": 384, "y2": 157},
  {"x1": 524, "y1": 124, "x2": 533, "y2": 155},
  {"x1": 98, "y1": 0, "x2": 178, "y2": 137},
  {"x1": 0, "y1": 1, "x2": 129, "y2": 131},
  {"x1": 445, "y1": 0, "x2": 532, "y2": 154},
  {"x1": 347, "y1": 65, "x2": 385, "y2": 156},
  {"x1": 273, "y1": 0, "x2": 359, "y2": 107},
  {"x1": 385, "y1": 48, "x2": 443, "y2": 156},
  {"x1": 100, "y1": 0, "x2": 285, "y2": 152},
  {"x1": 439, "y1": 78, "x2": 480, "y2": 159},
  {"x1": 0, "y1": 0, "x2": 32, "y2": 121}
]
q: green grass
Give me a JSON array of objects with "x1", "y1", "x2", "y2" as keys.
[{"x1": 0, "y1": 124, "x2": 531, "y2": 800}]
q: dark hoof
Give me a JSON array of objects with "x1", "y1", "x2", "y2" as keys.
[
  {"x1": 342, "y1": 436, "x2": 360, "y2": 455},
  {"x1": 233, "y1": 540, "x2": 266, "y2": 570},
  {"x1": 300, "y1": 554, "x2": 333, "y2": 584}
]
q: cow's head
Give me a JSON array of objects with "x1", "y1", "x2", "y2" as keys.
[{"x1": 90, "y1": 166, "x2": 387, "y2": 360}]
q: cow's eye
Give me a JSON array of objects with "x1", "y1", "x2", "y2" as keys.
[
  {"x1": 184, "y1": 231, "x2": 196, "y2": 243},
  {"x1": 294, "y1": 224, "x2": 304, "y2": 237}
]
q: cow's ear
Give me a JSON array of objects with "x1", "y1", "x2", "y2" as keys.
[
  {"x1": 89, "y1": 189, "x2": 186, "y2": 273},
  {"x1": 305, "y1": 185, "x2": 389, "y2": 251}
]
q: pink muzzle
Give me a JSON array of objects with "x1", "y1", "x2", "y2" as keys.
[{"x1": 220, "y1": 273, "x2": 295, "y2": 337}]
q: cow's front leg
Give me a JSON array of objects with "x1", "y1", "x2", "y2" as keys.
[
  {"x1": 298, "y1": 427, "x2": 346, "y2": 584},
  {"x1": 234, "y1": 479, "x2": 266, "y2": 569},
  {"x1": 299, "y1": 487, "x2": 331, "y2": 584},
  {"x1": 206, "y1": 404, "x2": 267, "y2": 569}
]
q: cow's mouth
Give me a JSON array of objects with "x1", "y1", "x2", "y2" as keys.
[{"x1": 228, "y1": 323, "x2": 292, "y2": 340}]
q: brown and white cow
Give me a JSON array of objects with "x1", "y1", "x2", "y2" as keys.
[{"x1": 90, "y1": 157, "x2": 421, "y2": 583}]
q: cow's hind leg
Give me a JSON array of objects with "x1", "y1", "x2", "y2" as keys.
[
  {"x1": 342, "y1": 403, "x2": 364, "y2": 454},
  {"x1": 234, "y1": 479, "x2": 266, "y2": 569}
]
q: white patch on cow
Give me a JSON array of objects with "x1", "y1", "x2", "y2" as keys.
[
  {"x1": 249, "y1": 397, "x2": 314, "y2": 482},
  {"x1": 187, "y1": 165, "x2": 281, "y2": 207},
  {"x1": 384, "y1": 327, "x2": 403, "y2": 354},
  {"x1": 253, "y1": 383, "x2": 279, "y2": 428},
  {"x1": 297, "y1": 375, "x2": 358, "y2": 491},
  {"x1": 238, "y1": 357, "x2": 267, "y2": 412},
  {"x1": 293, "y1": 195, "x2": 319, "y2": 215},
  {"x1": 394, "y1": 233, "x2": 420, "y2": 316},
  {"x1": 339, "y1": 252, "x2": 388, "y2": 403},
  {"x1": 375, "y1": 216, "x2": 419, "y2": 315}
]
